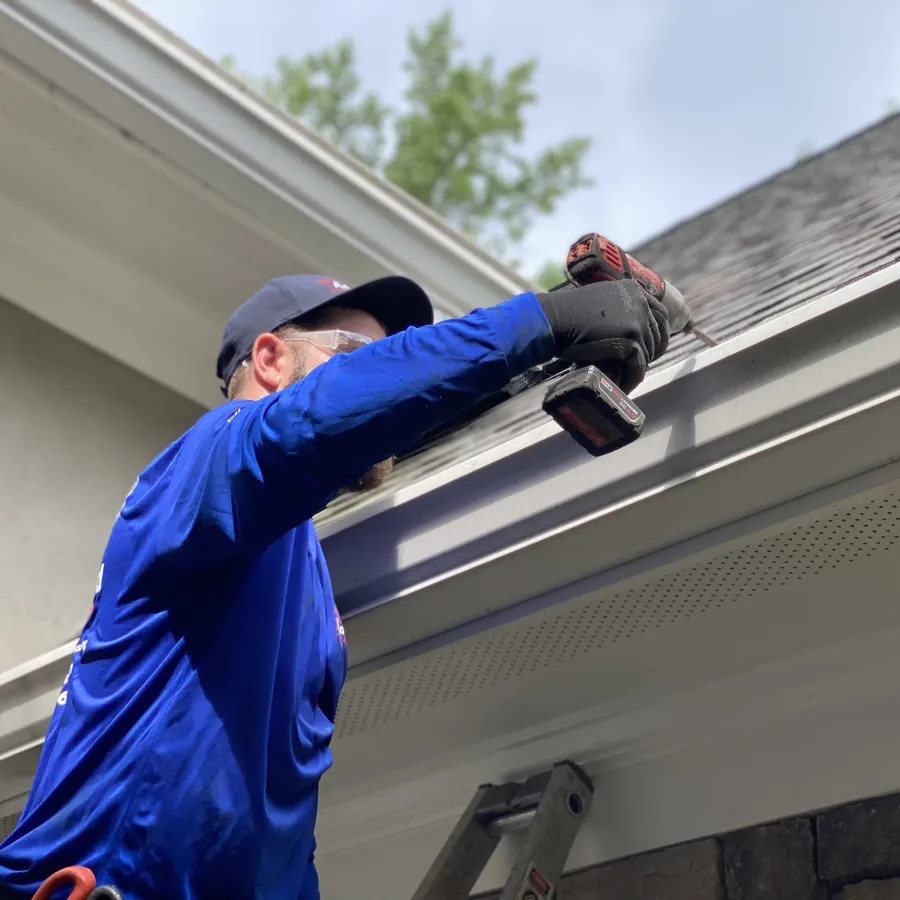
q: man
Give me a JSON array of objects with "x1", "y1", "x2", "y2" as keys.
[{"x1": 0, "y1": 272, "x2": 669, "y2": 899}]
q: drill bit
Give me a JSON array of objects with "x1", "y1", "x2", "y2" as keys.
[{"x1": 689, "y1": 324, "x2": 718, "y2": 347}]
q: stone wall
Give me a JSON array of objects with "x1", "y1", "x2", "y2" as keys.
[{"x1": 483, "y1": 790, "x2": 900, "y2": 900}]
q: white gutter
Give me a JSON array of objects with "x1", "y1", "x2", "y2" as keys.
[{"x1": 0, "y1": 0, "x2": 532, "y2": 319}]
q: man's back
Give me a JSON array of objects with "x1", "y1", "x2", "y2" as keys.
[{"x1": 0, "y1": 402, "x2": 346, "y2": 899}]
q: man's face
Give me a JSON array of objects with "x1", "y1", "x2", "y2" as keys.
[{"x1": 281, "y1": 306, "x2": 393, "y2": 494}]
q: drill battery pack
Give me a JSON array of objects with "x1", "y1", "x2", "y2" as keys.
[{"x1": 542, "y1": 365, "x2": 646, "y2": 457}]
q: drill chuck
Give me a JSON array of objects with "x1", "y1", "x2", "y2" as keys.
[
  {"x1": 658, "y1": 280, "x2": 719, "y2": 346},
  {"x1": 656, "y1": 279, "x2": 692, "y2": 335},
  {"x1": 564, "y1": 233, "x2": 712, "y2": 342}
]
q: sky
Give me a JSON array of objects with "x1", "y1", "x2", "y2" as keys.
[{"x1": 132, "y1": 0, "x2": 900, "y2": 279}]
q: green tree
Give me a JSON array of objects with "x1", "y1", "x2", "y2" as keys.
[
  {"x1": 262, "y1": 40, "x2": 390, "y2": 169},
  {"x1": 794, "y1": 140, "x2": 815, "y2": 164},
  {"x1": 533, "y1": 259, "x2": 566, "y2": 290},
  {"x1": 226, "y1": 12, "x2": 592, "y2": 268}
]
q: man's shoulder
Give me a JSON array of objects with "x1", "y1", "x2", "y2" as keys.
[
  {"x1": 192, "y1": 399, "x2": 254, "y2": 434},
  {"x1": 169, "y1": 399, "x2": 259, "y2": 456},
  {"x1": 148, "y1": 401, "x2": 248, "y2": 467},
  {"x1": 118, "y1": 402, "x2": 254, "y2": 518}
]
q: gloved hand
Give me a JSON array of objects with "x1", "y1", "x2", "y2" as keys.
[{"x1": 535, "y1": 279, "x2": 670, "y2": 393}]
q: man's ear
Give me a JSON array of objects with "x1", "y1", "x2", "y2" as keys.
[{"x1": 250, "y1": 332, "x2": 291, "y2": 393}]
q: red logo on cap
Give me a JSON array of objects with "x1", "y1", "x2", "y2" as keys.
[{"x1": 316, "y1": 278, "x2": 350, "y2": 294}]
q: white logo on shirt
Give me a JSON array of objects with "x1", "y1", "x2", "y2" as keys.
[{"x1": 57, "y1": 638, "x2": 88, "y2": 708}]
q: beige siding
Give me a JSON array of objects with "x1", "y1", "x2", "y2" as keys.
[{"x1": 0, "y1": 297, "x2": 202, "y2": 670}]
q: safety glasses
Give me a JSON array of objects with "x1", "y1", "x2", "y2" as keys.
[
  {"x1": 282, "y1": 330, "x2": 375, "y2": 354},
  {"x1": 238, "y1": 329, "x2": 375, "y2": 374}
]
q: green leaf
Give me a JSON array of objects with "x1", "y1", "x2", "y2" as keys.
[
  {"x1": 262, "y1": 40, "x2": 391, "y2": 168},
  {"x1": 226, "y1": 10, "x2": 593, "y2": 264},
  {"x1": 794, "y1": 140, "x2": 815, "y2": 164},
  {"x1": 533, "y1": 260, "x2": 567, "y2": 291}
]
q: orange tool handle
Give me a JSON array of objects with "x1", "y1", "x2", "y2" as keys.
[{"x1": 31, "y1": 866, "x2": 97, "y2": 900}]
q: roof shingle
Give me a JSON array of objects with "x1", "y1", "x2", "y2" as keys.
[{"x1": 640, "y1": 111, "x2": 900, "y2": 364}]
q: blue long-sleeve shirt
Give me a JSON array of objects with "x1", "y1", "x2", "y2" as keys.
[{"x1": 0, "y1": 292, "x2": 555, "y2": 900}]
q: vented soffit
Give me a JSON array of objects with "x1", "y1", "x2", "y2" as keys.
[{"x1": 316, "y1": 469, "x2": 900, "y2": 897}]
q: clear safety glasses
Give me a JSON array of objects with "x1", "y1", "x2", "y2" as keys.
[
  {"x1": 239, "y1": 329, "x2": 376, "y2": 373},
  {"x1": 282, "y1": 330, "x2": 375, "y2": 354}
]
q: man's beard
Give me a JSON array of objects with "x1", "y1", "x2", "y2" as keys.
[
  {"x1": 347, "y1": 457, "x2": 394, "y2": 493},
  {"x1": 289, "y1": 354, "x2": 394, "y2": 494}
]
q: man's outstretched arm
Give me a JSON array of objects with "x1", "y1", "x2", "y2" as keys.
[{"x1": 128, "y1": 282, "x2": 667, "y2": 573}]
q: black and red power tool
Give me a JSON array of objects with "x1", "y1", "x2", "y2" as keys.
[{"x1": 542, "y1": 233, "x2": 716, "y2": 457}]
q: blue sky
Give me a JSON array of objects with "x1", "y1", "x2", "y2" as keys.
[{"x1": 133, "y1": 0, "x2": 900, "y2": 278}]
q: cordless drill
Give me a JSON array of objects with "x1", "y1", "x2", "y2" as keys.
[{"x1": 542, "y1": 233, "x2": 715, "y2": 457}]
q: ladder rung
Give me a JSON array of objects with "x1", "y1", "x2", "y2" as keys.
[{"x1": 486, "y1": 808, "x2": 536, "y2": 838}]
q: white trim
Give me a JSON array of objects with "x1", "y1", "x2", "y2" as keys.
[
  {"x1": 0, "y1": 644, "x2": 71, "y2": 801},
  {"x1": 310, "y1": 453, "x2": 900, "y2": 895}
]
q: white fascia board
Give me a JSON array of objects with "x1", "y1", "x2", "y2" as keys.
[
  {"x1": 317, "y1": 262, "x2": 900, "y2": 667},
  {"x1": 0, "y1": 0, "x2": 532, "y2": 318}
]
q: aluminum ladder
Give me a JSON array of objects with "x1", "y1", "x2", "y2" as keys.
[{"x1": 411, "y1": 760, "x2": 594, "y2": 900}]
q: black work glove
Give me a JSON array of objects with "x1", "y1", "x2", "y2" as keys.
[{"x1": 535, "y1": 280, "x2": 670, "y2": 393}]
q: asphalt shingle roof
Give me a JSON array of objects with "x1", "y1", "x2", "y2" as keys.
[
  {"x1": 317, "y1": 113, "x2": 900, "y2": 526},
  {"x1": 641, "y1": 110, "x2": 900, "y2": 366}
]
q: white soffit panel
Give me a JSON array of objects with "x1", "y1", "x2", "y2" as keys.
[{"x1": 318, "y1": 473, "x2": 900, "y2": 897}]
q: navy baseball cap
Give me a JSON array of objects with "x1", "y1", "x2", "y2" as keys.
[{"x1": 216, "y1": 274, "x2": 434, "y2": 391}]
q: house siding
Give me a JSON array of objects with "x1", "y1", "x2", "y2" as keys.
[{"x1": 0, "y1": 296, "x2": 201, "y2": 670}]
